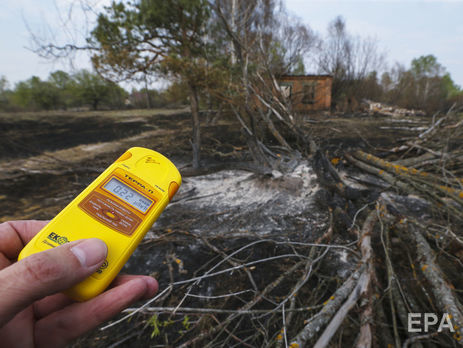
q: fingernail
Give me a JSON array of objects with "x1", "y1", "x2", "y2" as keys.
[
  {"x1": 144, "y1": 277, "x2": 159, "y2": 296},
  {"x1": 71, "y1": 239, "x2": 108, "y2": 268}
]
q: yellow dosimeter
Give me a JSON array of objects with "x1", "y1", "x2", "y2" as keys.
[{"x1": 18, "y1": 147, "x2": 181, "y2": 301}]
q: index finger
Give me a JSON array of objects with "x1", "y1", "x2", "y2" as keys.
[{"x1": 0, "y1": 220, "x2": 49, "y2": 260}]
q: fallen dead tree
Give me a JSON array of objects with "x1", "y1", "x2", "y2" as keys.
[
  {"x1": 345, "y1": 151, "x2": 463, "y2": 220},
  {"x1": 407, "y1": 223, "x2": 463, "y2": 339},
  {"x1": 291, "y1": 209, "x2": 377, "y2": 348},
  {"x1": 363, "y1": 100, "x2": 426, "y2": 117}
]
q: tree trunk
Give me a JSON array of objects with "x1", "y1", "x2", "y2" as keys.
[
  {"x1": 188, "y1": 82, "x2": 201, "y2": 169},
  {"x1": 144, "y1": 75, "x2": 151, "y2": 109}
]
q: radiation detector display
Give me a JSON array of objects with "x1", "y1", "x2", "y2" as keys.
[
  {"x1": 104, "y1": 177, "x2": 153, "y2": 213},
  {"x1": 18, "y1": 147, "x2": 181, "y2": 301}
]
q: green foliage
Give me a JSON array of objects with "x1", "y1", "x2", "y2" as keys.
[
  {"x1": 0, "y1": 70, "x2": 128, "y2": 112},
  {"x1": 48, "y1": 71, "x2": 76, "y2": 109},
  {"x1": 442, "y1": 73, "x2": 461, "y2": 98},
  {"x1": 0, "y1": 76, "x2": 8, "y2": 92},
  {"x1": 380, "y1": 55, "x2": 462, "y2": 113},
  {"x1": 127, "y1": 82, "x2": 190, "y2": 109},
  {"x1": 128, "y1": 87, "x2": 162, "y2": 109},
  {"x1": 182, "y1": 315, "x2": 190, "y2": 330},
  {"x1": 163, "y1": 81, "x2": 189, "y2": 106},
  {"x1": 411, "y1": 55, "x2": 443, "y2": 78},
  {"x1": 147, "y1": 314, "x2": 175, "y2": 339},
  {"x1": 89, "y1": 0, "x2": 211, "y2": 83},
  {"x1": 89, "y1": 0, "x2": 215, "y2": 169},
  {"x1": 147, "y1": 315, "x2": 161, "y2": 338},
  {"x1": 11, "y1": 76, "x2": 60, "y2": 110},
  {"x1": 146, "y1": 314, "x2": 192, "y2": 340},
  {"x1": 0, "y1": 76, "x2": 10, "y2": 109},
  {"x1": 73, "y1": 70, "x2": 126, "y2": 110}
]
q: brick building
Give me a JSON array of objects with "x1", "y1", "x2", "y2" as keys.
[{"x1": 277, "y1": 75, "x2": 333, "y2": 112}]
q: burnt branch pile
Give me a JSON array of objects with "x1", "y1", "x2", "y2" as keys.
[{"x1": 311, "y1": 111, "x2": 463, "y2": 347}]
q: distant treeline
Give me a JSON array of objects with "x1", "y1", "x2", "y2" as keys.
[
  {"x1": 0, "y1": 70, "x2": 189, "y2": 112},
  {"x1": 1, "y1": 56, "x2": 461, "y2": 114},
  {"x1": 344, "y1": 54, "x2": 463, "y2": 113}
]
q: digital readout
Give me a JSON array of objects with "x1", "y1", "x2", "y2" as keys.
[{"x1": 103, "y1": 178, "x2": 153, "y2": 213}]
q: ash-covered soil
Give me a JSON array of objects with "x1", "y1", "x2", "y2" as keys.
[{"x1": 124, "y1": 160, "x2": 334, "y2": 281}]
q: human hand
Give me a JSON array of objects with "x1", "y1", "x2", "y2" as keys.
[{"x1": 0, "y1": 220, "x2": 158, "y2": 347}]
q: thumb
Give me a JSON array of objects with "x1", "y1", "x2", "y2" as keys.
[{"x1": 0, "y1": 238, "x2": 107, "y2": 327}]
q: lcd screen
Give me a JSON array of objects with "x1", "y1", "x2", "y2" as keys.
[{"x1": 104, "y1": 177, "x2": 153, "y2": 213}]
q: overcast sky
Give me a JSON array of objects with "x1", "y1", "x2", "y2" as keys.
[{"x1": 1, "y1": 0, "x2": 463, "y2": 88}]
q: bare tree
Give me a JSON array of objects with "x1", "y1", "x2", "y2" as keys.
[
  {"x1": 317, "y1": 16, "x2": 385, "y2": 107},
  {"x1": 212, "y1": 0, "x2": 317, "y2": 170}
]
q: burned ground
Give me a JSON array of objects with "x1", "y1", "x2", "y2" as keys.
[
  {"x1": 0, "y1": 109, "x2": 426, "y2": 225},
  {"x1": 1, "y1": 109, "x2": 462, "y2": 347}
]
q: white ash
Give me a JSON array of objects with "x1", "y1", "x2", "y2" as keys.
[
  {"x1": 159, "y1": 161, "x2": 325, "y2": 235},
  {"x1": 177, "y1": 162, "x2": 318, "y2": 213}
]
